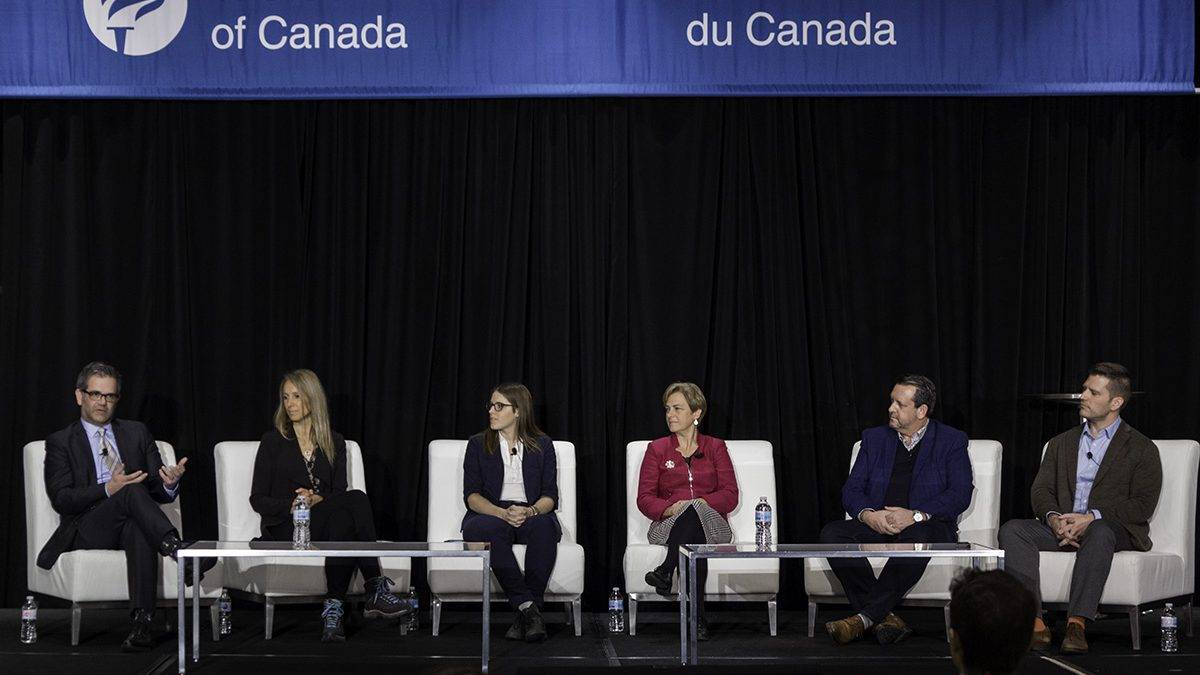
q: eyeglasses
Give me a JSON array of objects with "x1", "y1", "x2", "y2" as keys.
[
  {"x1": 83, "y1": 390, "x2": 120, "y2": 404},
  {"x1": 485, "y1": 402, "x2": 515, "y2": 412}
]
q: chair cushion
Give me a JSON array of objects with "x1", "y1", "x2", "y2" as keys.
[
  {"x1": 31, "y1": 549, "x2": 223, "y2": 601},
  {"x1": 427, "y1": 542, "x2": 584, "y2": 597},
  {"x1": 1038, "y1": 550, "x2": 1186, "y2": 607},
  {"x1": 624, "y1": 544, "x2": 778, "y2": 596}
]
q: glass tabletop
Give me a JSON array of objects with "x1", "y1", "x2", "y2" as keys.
[
  {"x1": 177, "y1": 541, "x2": 492, "y2": 556},
  {"x1": 681, "y1": 542, "x2": 1002, "y2": 556}
]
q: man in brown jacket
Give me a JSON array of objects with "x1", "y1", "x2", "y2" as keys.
[{"x1": 999, "y1": 362, "x2": 1162, "y2": 654}]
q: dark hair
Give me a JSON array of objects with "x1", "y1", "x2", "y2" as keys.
[
  {"x1": 75, "y1": 361, "x2": 122, "y2": 393},
  {"x1": 482, "y1": 383, "x2": 547, "y2": 455},
  {"x1": 949, "y1": 569, "x2": 1036, "y2": 674},
  {"x1": 1088, "y1": 362, "x2": 1132, "y2": 405},
  {"x1": 895, "y1": 374, "x2": 936, "y2": 414}
]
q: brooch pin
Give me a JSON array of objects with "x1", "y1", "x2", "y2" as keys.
[{"x1": 664, "y1": 459, "x2": 675, "y2": 469}]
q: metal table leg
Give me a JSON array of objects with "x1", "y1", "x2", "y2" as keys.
[
  {"x1": 177, "y1": 559, "x2": 186, "y2": 673},
  {"x1": 678, "y1": 547, "x2": 687, "y2": 665},
  {"x1": 688, "y1": 552, "x2": 698, "y2": 665},
  {"x1": 482, "y1": 552, "x2": 491, "y2": 674},
  {"x1": 192, "y1": 556, "x2": 200, "y2": 662}
]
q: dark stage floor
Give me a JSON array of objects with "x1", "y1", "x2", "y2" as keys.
[{"x1": 0, "y1": 605, "x2": 1194, "y2": 674}]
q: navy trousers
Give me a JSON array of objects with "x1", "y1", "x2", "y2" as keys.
[{"x1": 462, "y1": 504, "x2": 560, "y2": 610}]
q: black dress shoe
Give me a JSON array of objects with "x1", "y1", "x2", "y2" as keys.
[
  {"x1": 505, "y1": 610, "x2": 527, "y2": 641},
  {"x1": 161, "y1": 534, "x2": 215, "y2": 587},
  {"x1": 522, "y1": 605, "x2": 548, "y2": 643},
  {"x1": 122, "y1": 609, "x2": 155, "y2": 652},
  {"x1": 645, "y1": 569, "x2": 673, "y2": 596}
]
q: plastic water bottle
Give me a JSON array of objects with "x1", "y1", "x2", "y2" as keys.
[
  {"x1": 755, "y1": 496, "x2": 773, "y2": 548},
  {"x1": 608, "y1": 587, "x2": 625, "y2": 633},
  {"x1": 407, "y1": 588, "x2": 420, "y2": 632},
  {"x1": 293, "y1": 495, "x2": 311, "y2": 549},
  {"x1": 1161, "y1": 603, "x2": 1178, "y2": 652},
  {"x1": 19, "y1": 596, "x2": 37, "y2": 644},
  {"x1": 218, "y1": 590, "x2": 233, "y2": 637}
]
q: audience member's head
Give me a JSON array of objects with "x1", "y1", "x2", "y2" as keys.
[{"x1": 949, "y1": 569, "x2": 1037, "y2": 675}]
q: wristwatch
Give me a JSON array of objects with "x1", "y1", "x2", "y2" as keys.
[{"x1": 912, "y1": 511, "x2": 926, "y2": 523}]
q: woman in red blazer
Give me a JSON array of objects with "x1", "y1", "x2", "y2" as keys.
[{"x1": 637, "y1": 382, "x2": 739, "y2": 639}]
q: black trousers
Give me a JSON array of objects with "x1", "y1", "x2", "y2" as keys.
[
  {"x1": 655, "y1": 506, "x2": 709, "y2": 610},
  {"x1": 264, "y1": 489, "x2": 382, "y2": 601},
  {"x1": 71, "y1": 483, "x2": 178, "y2": 613},
  {"x1": 819, "y1": 518, "x2": 957, "y2": 623},
  {"x1": 462, "y1": 503, "x2": 560, "y2": 610}
]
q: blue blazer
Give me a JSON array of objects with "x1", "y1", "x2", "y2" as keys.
[
  {"x1": 842, "y1": 419, "x2": 973, "y2": 527},
  {"x1": 461, "y1": 433, "x2": 560, "y2": 532}
]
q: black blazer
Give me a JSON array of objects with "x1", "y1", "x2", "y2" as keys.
[
  {"x1": 250, "y1": 429, "x2": 348, "y2": 532},
  {"x1": 38, "y1": 418, "x2": 175, "y2": 570},
  {"x1": 461, "y1": 433, "x2": 559, "y2": 532}
]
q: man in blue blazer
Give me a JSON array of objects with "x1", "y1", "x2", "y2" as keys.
[{"x1": 820, "y1": 375, "x2": 974, "y2": 645}]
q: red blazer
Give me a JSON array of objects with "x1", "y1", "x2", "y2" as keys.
[{"x1": 637, "y1": 433, "x2": 739, "y2": 521}]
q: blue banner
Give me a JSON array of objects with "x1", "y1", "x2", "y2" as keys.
[{"x1": 0, "y1": 1, "x2": 1192, "y2": 98}]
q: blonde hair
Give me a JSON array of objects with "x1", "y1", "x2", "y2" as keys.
[
  {"x1": 662, "y1": 382, "x2": 707, "y2": 420},
  {"x1": 274, "y1": 369, "x2": 336, "y2": 465}
]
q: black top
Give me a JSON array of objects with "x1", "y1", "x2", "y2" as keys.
[
  {"x1": 882, "y1": 435, "x2": 923, "y2": 509},
  {"x1": 250, "y1": 429, "x2": 347, "y2": 532}
]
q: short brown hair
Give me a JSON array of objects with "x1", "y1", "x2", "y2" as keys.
[
  {"x1": 662, "y1": 382, "x2": 707, "y2": 419},
  {"x1": 1088, "y1": 362, "x2": 1132, "y2": 404}
]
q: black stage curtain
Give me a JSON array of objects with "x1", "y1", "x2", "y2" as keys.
[{"x1": 1, "y1": 97, "x2": 1198, "y2": 608}]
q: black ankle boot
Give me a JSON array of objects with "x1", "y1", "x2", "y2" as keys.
[{"x1": 645, "y1": 568, "x2": 673, "y2": 596}]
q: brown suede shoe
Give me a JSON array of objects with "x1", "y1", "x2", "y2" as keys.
[
  {"x1": 1060, "y1": 622, "x2": 1088, "y2": 654},
  {"x1": 1030, "y1": 625, "x2": 1052, "y2": 650},
  {"x1": 875, "y1": 613, "x2": 914, "y2": 644},
  {"x1": 825, "y1": 614, "x2": 867, "y2": 645}
]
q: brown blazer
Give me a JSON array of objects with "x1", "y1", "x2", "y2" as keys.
[{"x1": 1031, "y1": 420, "x2": 1162, "y2": 551}]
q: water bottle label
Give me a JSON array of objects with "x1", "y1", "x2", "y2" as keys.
[
  {"x1": 410, "y1": 598, "x2": 419, "y2": 609},
  {"x1": 755, "y1": 511, "x2": 771, "y2": 523},
  {"x1": 295, "y1": 509, "x2": 310, "y2": 523},
  {"x1": 608, "y1": 600, "x2": 622, "y2": 611},
  {"x1": 1162, "y1": 616, "x2": 1178, "y2": 628},
  {"x1": 21, "y1": 609, "x2": 36, "y2": 621},
  {"x1": 219, "y1": 601, "x2": 231, "y2": 612}
]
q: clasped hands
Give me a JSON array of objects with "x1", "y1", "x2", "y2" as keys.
[
  {"x1": 1048, "y1": 512, "x2": 1095, "y2": 548},
  {"x1": 291, "y1": 487, "x2": 324, "y2": 511},
  {"x1": 861, "y1": 506, "x2": 919, "y2": 535},
  {"x1": 105, "y1": 458, "x2": 189, "y2": 495},
  {"x1": 663, "y1": 498, "x2": 708, "y2": 519},
  {"x1": 501, "y1": 504, "x2": 538, "y2": 528}
]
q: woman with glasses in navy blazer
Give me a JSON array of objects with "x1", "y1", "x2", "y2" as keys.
[{"x1": 462, "y1": 383, "x2": 561, "y2": 643}]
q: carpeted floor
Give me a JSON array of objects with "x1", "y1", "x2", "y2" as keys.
[{"x1": 0, "y1": 604, "x2": 1193, "y2": 674}]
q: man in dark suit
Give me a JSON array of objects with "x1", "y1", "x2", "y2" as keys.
[
  {"x1": 999, "y1": 362, "x2": 1162, "y2": 654},
  {"x1": 820, "y1": 375, "x2": 974, "y2": 645},
  {"x1": 38, "y1": 362, "x2": 194, "y2": 652}
]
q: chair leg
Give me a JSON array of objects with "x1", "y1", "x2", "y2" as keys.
[
  {"x1": 431, "y1": 597, "x2": 442, "y2": 637},
  {"x1": 564, "y1": 601, "x2": 573, "y2": 626},
  {"x1": 943, "y1": 604, "x2": 952, "y2": 643},
  {"x1": 71, "y1": 604, "x2": 82, "y2": 646},
  {"x1": 768, "y1": 599, "x2": 778, "y2": 637},
  {"x1": 807, "y1": 600, "x2": 816, "y2": 638},
  {"x1": 210, "y1": 603, "x2": 220, "y2": 642},
  {"x1": 1185, "y1": 598, "x2": 1194, "y2": 638},
  {"x1": 629, "y1": 597, "x2": 638, "y2": 636},
  {"x1": 573, "y1": 599, "x2": 582, "y2": 637},
  {"x1": 264, "y1": 597, "x2": 275, "y2": 640},
  {"x1": 1129, "y1": 607, "x2": 1141, "y2": 651}
]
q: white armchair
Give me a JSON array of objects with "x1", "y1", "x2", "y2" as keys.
[
  {"x1": 803, "y1": 440, "x2": 1002, "y2": 639},
  {"x1": 213, "y1": 440, "x2": 411, "y2": 638},
  {"x1": 24, "y1": 440, "x2": 224, "y2": 645},
  {"x1": 425, "y1": 439, "x2": 585, "y2": 636},
  {"x1": 622, "y1": 440, "x2": 779, "y2": 636},
  {"x1": 1036, "y1": 439, "x2": 1198, "y2": 649}
]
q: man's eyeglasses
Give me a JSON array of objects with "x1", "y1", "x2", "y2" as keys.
[
  {"x1": 485, "y1": 402, "x2": 515, "y2": 412},
  {"x1": 82, "y1": 390, "x2": 120, "y2": 404}
]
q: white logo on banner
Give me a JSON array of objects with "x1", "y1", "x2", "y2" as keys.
[{"x1": 83, "y1": 0, "x2": 188, "y2": 56}]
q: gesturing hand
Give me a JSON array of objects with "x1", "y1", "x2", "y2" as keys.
[
  {"x1": 159, "y1": 457, "x2": 188, "y2": 488},
  {"x1": 105, "y1": 463, "x2": 147, "y2": 496}
]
